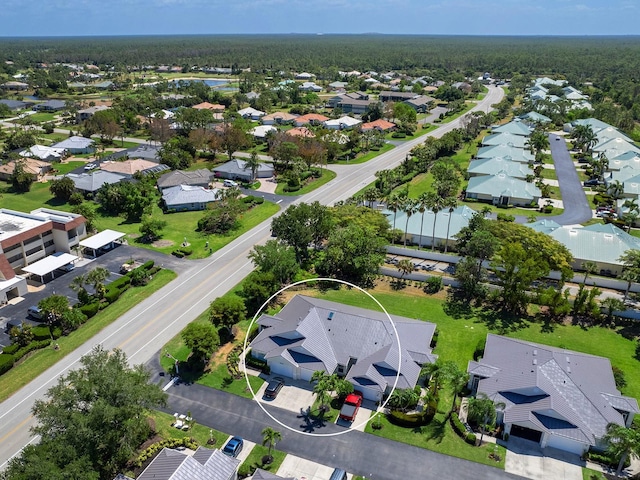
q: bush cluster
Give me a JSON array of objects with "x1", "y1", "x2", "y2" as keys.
[
  {"x1": 0, "y1": 353, "x2": 15, "y2": 375},
  {"x1": 172, "y1": 247, "x2": 193, "y2": 257},
  {"x1": 133, "y1": 437, "x2": 198, "y2": 468},
  {"x1": 451, "y1": 412, "x2": 477, "y2": 446},
  {"x1": 244, "y1": 351, "x2": 271, "y2": 374},
  {"x1": 585, "y1": 451, "x2": 629, "y2": 468},
  {"x1": 242, "y1": 195, "x2": 265, "y2": 206}
]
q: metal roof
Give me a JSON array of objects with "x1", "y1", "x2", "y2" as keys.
[
  {"x1": 22, "y1": 252, "x2": 77, "y2": 277},
  {"x1": 79, "y1": 229, "x2": 125, "y2": 250}
]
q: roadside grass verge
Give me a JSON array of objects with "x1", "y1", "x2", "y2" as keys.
[
  {"x1": 540, "y1": 168, "x2": 557, "y2": 180},
  {"x1": 463, "y1": 201, "x2": 563, "y2": 218},
  {"x1": 275, "y1": 169, "x2": 337, "y2": 196},
  {"x1": 147, "y1": 410, "x2": 229, "y2": 447},
  {"x1": 0, "y1": 269, "x2": 177, "y2": 403},
  {"x1": 331, "y1": 143, "x2": 395, "y2": 165},
  {"x1": 240, "y1": 445, "x2": 286, "y2": 475}
]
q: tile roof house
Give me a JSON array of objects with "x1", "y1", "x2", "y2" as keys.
[
  {"x1": 467, "y1": 158, "x2": 534, "y2": 180},
  {"x1": 19, "y1": 144, "x2": 65, "y2": 162},
  {"x1": 250, "y1": 125, "x2": 278, "y2": 139},
  {"x1": 136, "y1": 447, "x2": 240, "y2": 480},
  {"x1": 65, "y1": 171, "x2": 127, "y2": 194},
  {"x1": 157, "y1": 169, "x2": 214, "y2": 191},
  {"x1": 99, "y1": 159, "x2": 162, "y2": 177},
  {"x1": 465, "y1": 173, "x2": 541, "y2": 206},
  {"x1": 361, "y1": 119, "x2": 396, "y2": 132},
  {"x1": 250, "y1": 295, "x2": 437, "y2": 402},
  {"x1": 52, "y1": 136, "x2": 95, "y2": 155},
  {"x1": 468, "y1": 334, "x2": 638, "y2": 455},
  {"x1": 213, "y1": 158, "x2": 274, "y2": 182},
  {"x1": 528, "y1": 221, "x2": 640, "y2": 276},
  {"x1": 294, "y1": 113, "x2": 329, "y2": 127},
  {"x1": 162, "y1": 185, "x2": 220, "y2": 212},
  {"x1": 0, "y1": 159, "x2": 52, "y2": 180},
  {"x1": 285, "y1": 127, "x2": 316, "y2": 138},
  {"x1": 261, "y1": 112, "x2": 298, "y2": 125},
  {"x1": 192, "y1": 102, "x2": 225, "y2": 112}
]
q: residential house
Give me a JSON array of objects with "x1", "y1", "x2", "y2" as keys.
[
  {"x1": 213, "y1": 158, "x2": 274, "y2": 182},
  {"x1": 328, "y1": 81, "x2": 348, "y2": 91},
  {"x1": 533, "y1": 77, "x2": 566, "y2": 87},
  {"x1": 298, "y1": 82, "x2": 322, "y2": 92},
  {"x1": 0, "y1": 159, "x2": 52, "y2": 181},
  {"x1": 136, "y1": 447, "x2": 240, "y2": 480},
  {"x1": 94, "y1": 80, "x2": 115, "y2": 90},
  {"x1": 1, "y1": 81, "x2": 28, "y2": 90},
  {"x1": 19, "y1": 145, "x2": 65, "y2": 162},
  {"x1": 468, "y1": 334, "x2": 638, "y2": 455},
  {"x1": 250, "y1": 125, "x2": 278, "y2": 140},
  {"x1": 285, "y1": 127, "x2": 316, "y2": 138},
  {"x1": 327, "y1": 92, "x2": 369, "y2": 108},
  {"x1": 481, "y1": 132, "x2": 528, "y2": 150},
  {"x1": 250, "y1": 295, "x2": 437, "y2": 401},
  {"x1": 295, "y1": 72, "x2": 314, "y2": 80},
  {"x1": 162, "y1": 185, "x2": 220, "y2": 212},
  {"x1": 123, "y1": 144, "x2": 162, "y2": 162},
  {"x1": 252, "y1": 469, "x2": 297, "y2": 480},
  {"x1": 337, "y1": 97, "x2": 371, "y2": 115},
  {"x1": 528, "y1": 221, "x2": 640, "y2": 276},
  {"x1": 76, "y1": 105, "x2": 110, "y2": 123},
  {"x1": 465, "y1": 173, "x2": 541, "y2": 206},
  {"x1": 595, "y1": 127, "x2": 633, "y2": 145},
  {"x1": 386, "y1": 205, "x2": 475, "y2": 249},
  {"x1": 99, "y1": 159, "x2": 162, "y2": 177},
  {"x1": 33, "y1": 99, "x2": 66, "y2": 112},
  {"x1": 476, "y1": 145, "x2": 534, "y2": 164},
  {"x1": 592, "y1": 137, "x2": 640, "y2": 157},
  {"x1": 518, "y1": 111, "x2": 552, "y2": 126},
  {"x1": 65, "y1": 171, "x2": 127, "y2": 195},
  {"x1": 467, "y1": 158, "x2": 533, "y2": 180},
  {"x1": 0, "y1": 99, "x2": 27, "y2": 111},
  {"x1": 360, "y1": 119, "x2": 396, "y2": 132},
  {"x1": 452, "y1": 82, "x2": 471, "y2": 92},
  {"x1": 294, "y1": 113, "x2": 329, "y2": 127},
  {"x1": 379, "y1": 91, "x2": 417, "y2": 102},
  {"x1": 238, "y1": 107, "x2": 265, "y2": 121},
  {"x1": 192, "y1": 102, "x2": 225, "y2": 112},
  {"x1": 261, "y1": 112, "x2": 298, "y2": 125},
  {"x1": 571, "y1": 118, "x2": 611, "y2": 132},
  {"x1": 404, "y1": 95, "x2": 435, "y2": 113},
  {"x1": 52, "y1": 136, "x2": 95, "y2": 155},
  {"x1": 323, "y1": 116, "x2": 361, "y2": 130},
  {"x1": 490, "y1": 120, "x2": 532, "y2": 137},
  {"x1": 157, "y1": 168, "x2": 213, "y2": 191}
]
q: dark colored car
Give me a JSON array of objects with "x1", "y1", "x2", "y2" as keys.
[
  {"x1": 583, "y1": 179, "x2": 599, "y2": 186},
  {"x1": 222, "y1": 436, "x2": 243, "y2": 457},
  {"x1": 264, "y1": 377, "x2": 284, "y2": 399}
]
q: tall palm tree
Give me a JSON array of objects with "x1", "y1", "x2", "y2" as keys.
[
  {"x1": 386, "y1": 191, "x2": 407, "y2": 244},
  {"x1": 424, "y1": 192, "x2": 444, "y2": 251},
  {"x1": 86, "y1": 267, "x2": 110, "y2": 299},
  {"x1": 443, "y1": 197, "x2": 458, "y2": 253},
  {"x1": 618, "y1": 249, "x2": 640, "y2": 302},
  {"x1": 261, "y1": 426, "x2": 282, "y2": 463},
  {"x1": 467, "y1": 393, "x2": 506, "y2": 445},
  {"x1": 402, "y1": 197, "x2": 418, "y2": 247},
  {"x1": 417, "y1": 192, "x2": 429, "y2": 250},
  {"x1": 440, "y1": 361, "x2": 469, "y2": 417},
  {"x1": 244, "y1": 150, "x2": 261, "y2": 182},
  {"x1": 69, "y1": 274, "x2": 88, "y2": 302},
  {"x1": 602, "y1": 423, "x2": 640, "y2": 478},
  {"x1": 581, "y1": 261, "x2": 598, "y2": 286}
]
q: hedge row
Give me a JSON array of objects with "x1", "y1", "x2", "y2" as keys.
[
  {"x1": 244, "y1": 351, "x2": 270, "y2": 374},
  {"x1": 388, "y1": 409, "x2": 430, "y2": 427},
  {"x1": 0, "y1": 354, "x2": 14, "y2": 375},
  {"x1": 133, "y1": 437, "x2": 198, "y2": 469},
  {"x1": 451, "y1": 412, "x2": 477, "y2": 446},
  {"x1": 585, "y1": 450, "x2": 629, "y2": 469}
]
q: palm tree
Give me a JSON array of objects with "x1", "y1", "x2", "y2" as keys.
[
  {"x1": 609, "y1": 180, "x2": 624, "y2": 201},
  {"x1": 363, "y1": 188, "x2": 380, "y2": 209},
  {"x1": 86, "y1": 267, "x2": 110, "y2": 299},
  {"x1": 602, "y1": 423, "x2": 640, "y2": 478},
  {"x1": 467, "y1": 393, "x2": 506, "y2": 445},
  {"x1": 244, "y1": 150, "x2": 261, "y2": 182},
  {"x1": 440, "y1": 361, "x2": 469, "y2": 417},
  {"x1": 417, "y1": 192, "x2": 429, "y2": 249},
  {"x1": 402, "y1": 197, "x2": 418, "y2": 247},
  {"x1": 310, "y1": 370, "x2": 333, "y2": 412},
  {"x1": 261, "y1": 426, "x2": 282, "y2": 464},
  {"x1": 424, "y1": 192, "x2": 444, "y2": 251},
  {"x1": 443, "y1": 197, "x2": 458, "y2": 253},
  {"x1": 69, "y1": 274, "x2": 88, "y2": 302},
  {"x1": 421, "y1": 361, "x2": 444, "y2": 392},
  {"x1": 397, "y1": 259, "x2": 414, "y2": 282},
  {"x1": 581, "y1": 261, "x2": 598, "y2": 286},
  {"x1": 386, "y1": 191, "x2": 407, "y2": 244},
  {"x1": 618, "y1": 249, "x2": 640, "y2": 302}
]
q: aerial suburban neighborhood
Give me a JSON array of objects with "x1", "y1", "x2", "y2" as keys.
[{"x1": 0, "y1": 27, "x2": 640, "y2": 480}]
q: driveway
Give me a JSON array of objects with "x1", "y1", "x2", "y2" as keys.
[
  {"x1": 256, "y1": 375, "x2": 316, "y2": 415},
  {"x1": 547, "y1": 133, "x2": 592, "y2": 225},
  {"x1": 504, "y1": 437, "x2": 583, "y2": 480}
]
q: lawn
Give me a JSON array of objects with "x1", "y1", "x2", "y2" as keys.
[
  {"x1": 147, "y1": 410, "x2": 229, "y2": 447},
  {"x1": 50, "y1": 161, "x2": 85, "y2": 174},
  {"x1": 463, "y1": 201, "x2": 563, "y2": 218},
  {"x1": 540, "y1": 168, "x2": 557, "y2": 180},
  {"x1": 0, "y1": 269, "x2": 177, "y2": 403},
  {"x1": 275, "y1": 169, "x2": 337, "y2": 196},
  {"x1": 582, "y1": 468, "x2": 607, "y2": 480},
  {"x1": 240, "y1": 444, "x2": 286, "y2": 476},
  {"x1": 27, "y1": 112, "x2": 57, "y2": 123},
  {"x1": 160, "y1": 308, "x2": 266, "y2": 399},
  {"x1": 384, "y1": 124, "x2": 437, "y2": 142},
  {"x1": 331, "y1": 143, "x2": 395, "y2": 165}
]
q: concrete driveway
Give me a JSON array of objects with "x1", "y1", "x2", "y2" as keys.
[
  {"x1": 504, "y1": 438, "x2": 583, "y2": 480},
  {"x1": 277, "y1": 454, "x2": 350, "y2": 480},
  {"x1": 257, "y1": 375, "x2": 317, "y2": 414}
]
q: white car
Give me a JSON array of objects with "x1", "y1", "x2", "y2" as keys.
[
  {"x1": 223, "y1": 179, "x2": 238, "y2": 187},
  {"x1": 84, "y1": 163, "x2": 97, "y2": 170}
]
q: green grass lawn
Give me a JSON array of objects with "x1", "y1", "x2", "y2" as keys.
[
  {"x1": 275, "y1": 169, "x2": 337, "y2": 196},
  {"x1": 147, "y1": 410, "x2": 229, "y2": 447},
  {"x1": 582, "y1": 468, "x2": 607, "y2": 480},
  {"x1": 384, "y1": 124, "x2": 437, "y2": 142},
  {"x1": 50, "y1": 161, "x2": 85, "y2": 175},
  {"x1": 241, "y1": 444, "x2": 287, "y2": 476},
  {"x1": 540, "y1": 168, "x2": 557, "y2": 180},
  {"x1": 160, "y1": 308, "x2": 266, "y2": 399},
  {"x1": 331, "y1": 143, "x2": 395, "y2": 165},
  {"x1": 0, "y1": 269, "x2": 177, "y2": 403},
  {"x1": 27, "y1": 112, "x2": 57, "y2": 123},
  {"x1": 463, "y1": 201, "x2": 563, "y2": 218}
]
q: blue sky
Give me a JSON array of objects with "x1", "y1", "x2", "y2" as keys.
[{"x1": 1, "y1": 0, "x2": 638, "y2": 37}]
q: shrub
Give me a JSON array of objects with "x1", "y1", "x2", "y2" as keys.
[
  {"x1": 451, "y1": 412, "x2": 476, "y2": 445},
  {"x1": 388, "y1": 409, "x2": 429, "y2": 427},
  {"x1": 172, "y1": 247, "x2": 193, "y2": 257},
  {"x1": 13, "y1": 339, "x2": 51, "y2": 361},
  {"x1": 31, "y1": 326, "x2": 51, "y2": 341},
  {"x1": 423, "y1": 276, "x2": 443, "y2": 294},
  {"x1": 586, "y1": 451, "x2": 630, "y2": 469},
  {"x1": 496, "y1": 213, "x2": 515, "y2": 222},
  {"x1": 2, "y1": 344, "x2": 20, "y2": 355},
  {"x1": 140, "y1": 260, "x2": 155, "y2": 271},
  {"x1": 104, "y1": 287, "x2": 122, "y2": 304},
  {"x1": 283, "y1": 185, "x2": 301, "y2": 192},
  {"x1": 52, "y1": 326, "x2": 63, "y2": 338},
  {"x1": 473, "y1": 338, "x2": 486, "y2": 361},
  {"x1": 465, "y1": 432, "x2": 477, "y2": 445},
  {"x1": 0, "y1": 353, "x2": 14, "y2": 375},
  {"x1": 430, "y1": 328, "x2": 439, "y2": 348},
  {"x1": 79, "y1": 302, "x2": 100, "y2": 319},
  {"x1": 238, "y1": 464, "x2": 253, "y2": 479},
  {"x1": 244, "y1": 353, "x2": 270, "y2": 374},
  {"x1": 109, "y1": 275, "x2": 132, "y2": 290}
]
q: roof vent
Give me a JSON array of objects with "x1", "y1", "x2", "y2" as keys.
[
  {"x1": 567, "y1": 366, "x2": 571, "y2": 374},
  {"x1": 327, "y1": 312, "x2": 334, "y2": 320},
  {"x1": 533, "y1": 349, "x2": 537, "y2": 356},
  {"x1": 532, "y1": 359, "x2": 537, "y2": 365}
]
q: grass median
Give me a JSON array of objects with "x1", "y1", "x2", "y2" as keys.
[{"x1": 0, "y1": 269, "x2": 177, "y2": 403}]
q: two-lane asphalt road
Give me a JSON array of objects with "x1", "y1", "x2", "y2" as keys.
[{"x1": 0, "y1": 86, "x2": 504, "y2": 469}]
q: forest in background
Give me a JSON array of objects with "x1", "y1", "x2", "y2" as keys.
[{"x1": 1, "y1": 35, "x2": 640, "y2": 84}]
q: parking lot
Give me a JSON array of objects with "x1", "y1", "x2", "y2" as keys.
[{"x1": 0, "y1": 244, "x2": 191, "y2": 349}]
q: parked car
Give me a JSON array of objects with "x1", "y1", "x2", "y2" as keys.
[
  {"x1": 84, "y1": 163, "x2": 97, "y2": 171},
  {"x1": 58, "y1": 263, "x2": 75, "y2": 272},
  {"x1": 264, "y1": 377, "x2": 284, "y2": 399},
  {"x1": 583, "y1": 179, "x2": 600, "y2": 187},
  {"x1": 222, "y1": 436, "x2": 243, "y2": 457},
  {"x1": 27, "y1": 306, "x2": 43, "y2": 320},
  {"x1": 339, "y1": 391, "x2": 363, "y2": 422},
  {"x1": 223, "y1": 179, "x2": 238, "y2": 187}
]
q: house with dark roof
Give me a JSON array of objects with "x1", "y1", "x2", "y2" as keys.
[
  {"x1": 0, "y1": 99, "x2": 27, "y2": 111},
  {"x1": 33, "y1": 99, "x2": 66, "y2": 112},
  {"x1": 252, "y1": 469, "x2": 297, "y2": 480},
  {"x1": 213, "y1": 159, "x2": 274, "y2": 182},
  {"x1": 404, "y1": 95, "x2": 435, "y2": 113},
  {"x1": 65, "y1": 171, "x2": 127, "y2": 195},
  {"x1": 379, "y1": 91, "x2": 417, "y2": 102},
  {"x1": 76, "y1": 105, "x2": 110, "y2": 123},
  {"x1": 136, "y1": 446, "x2": 240, "y2": 480},
  {"x1": 157, "y1": 169, "x2": 214, "y2": 191},
  {"x1": 250, "y1": 295, "x2": 437, "y2": 402},
  {"x1": 337, "y1": 97, "x2": 371, "y2": 115},
  {"x1": 468, "y1": 334, "x2": 638, "y2": 455}
]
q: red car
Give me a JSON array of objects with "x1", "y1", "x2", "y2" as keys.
[{"x1": 339, "y1": 391, "x2": 363, "y2": 422}]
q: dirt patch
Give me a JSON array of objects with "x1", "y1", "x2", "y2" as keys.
[{"x1": 152, "y1": 239, "x2": 174, "y2": 248}]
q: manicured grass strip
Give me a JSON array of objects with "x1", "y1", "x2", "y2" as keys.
[
  {"x1": 51, "y1": 161, "x2": 85, "y2": 175},
  {"x1": 148, "y1": 409, "x2": 229, "y2": 447},
  {"x1": 582, "y1": 468, "x2": 607, "y2": 480},
  {"x1": 275, "y1": 169, "x2": 337, "y2": 196},
  {"x1": 463, "y1": 202, "x2": 563, "y2": 218},
  {"x1": 240, "y1": 444, "x2": 286, "y2": 475},
  {"x1": 0, "y1": 270, "x2": 177, "y2": 403},
  {"x1": 332, "y1": 143, "x2": 395, "y2": 165},
  {"x1": 540, "y1": 168, "x2": 557, "y2": 180}
]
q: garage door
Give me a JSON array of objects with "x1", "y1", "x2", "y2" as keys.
[
  {"x1": 298, "y1": 368, "x2": 314, "y2": 382},
  {"x1": 510, "y1": 425, "x2": 542, "y2": 443},
  {"x1": 546, "y1": 435, "x2": 586, "y2": 455},
  {"x1": 269, "y1": 360, "x2": 294, "y2": 379}
]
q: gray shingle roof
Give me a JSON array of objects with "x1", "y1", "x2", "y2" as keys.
[
  {"x1": 157, "y1": 169, "x2": 213, "y2": 189},
  {"x1": 137, "y1": 447, "x2": 239, "y2": 480},
  {"x1": 469, "y1": 335, "x2": 638, "y2": 446},
  {"x1": 162, "y1": 185, "x2": 220, "y2": 208},
  {"x1": 251, "y1": 295, "x2": 437, "y2": 394},
  {"x1": 52, "y1": 135, "x2": 95, "y2": 150},
  {"x1": 65, "y1": 171, "x2": 126, "y2": 192}
]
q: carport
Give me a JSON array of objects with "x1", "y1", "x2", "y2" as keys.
[
  {"x1": 79, "y1": 229, "x2": 125, "y2": 257},
  {"x1": 22, "y1": 253, "x2": 78, "y2": 283}
]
